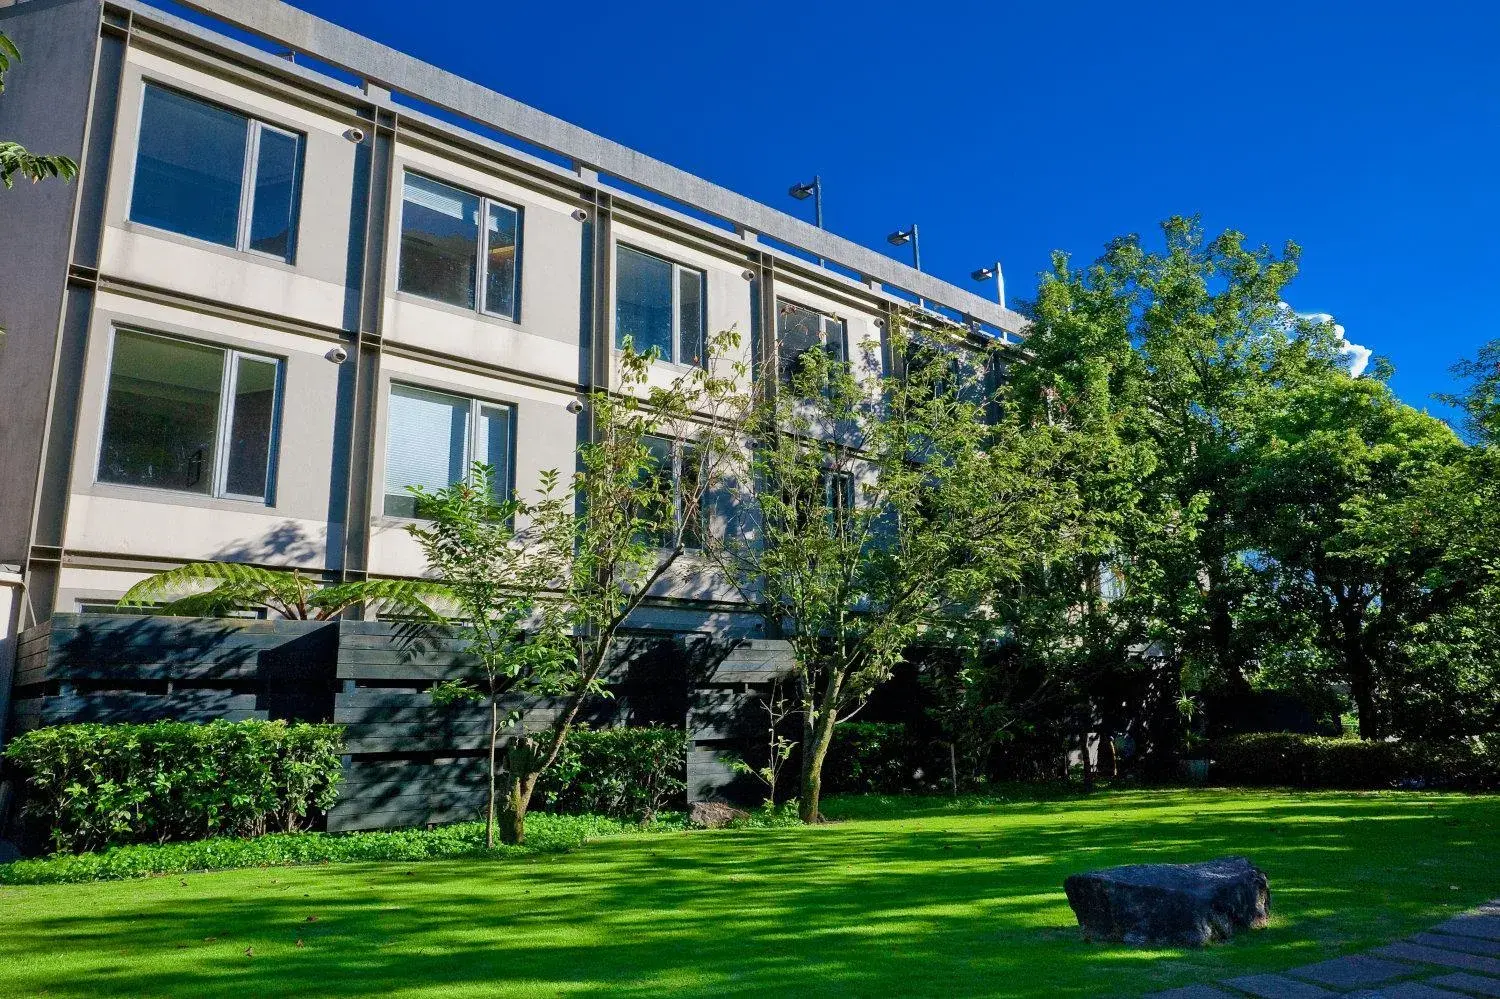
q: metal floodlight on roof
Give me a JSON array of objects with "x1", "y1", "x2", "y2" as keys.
[
  {"x1": 887, "y1": 228, "x2": 914, "y2": 246},
  {"x1": 972, "y1": 262, "x2": 1006, "y2": 308},
  {"x1": 789, "y1": 181, "x2": 816, "y2": 200}
]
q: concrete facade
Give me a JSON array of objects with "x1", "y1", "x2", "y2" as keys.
[{"x1": 0, "y1": 0, "x2": 1025, "y2": 735}]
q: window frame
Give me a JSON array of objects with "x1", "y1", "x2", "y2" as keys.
[
  {"x1": 95, "y1": 327, "x2": 284, "y2": 505},
  {"x1": 640, "y1": 433, "x2": 707, "y2": 550},
  {"x1": 129, "y1": 81, "x2": 305, "y2": 264},
  {"x1": 613, "y1": 243, "x2": 707, "y2": 367},
  {"x1": 775, "y1": 298, "x2": 848, "y2": 384},
  {"x1": 396, "y1": 170, "x2": 524, "y2": 323},
  {"x1": 820, "y1": 469, "x2": 856, "y2": 529},
  {"x1": 381, "y1": 382, "x2": 518, "y2": 521}
]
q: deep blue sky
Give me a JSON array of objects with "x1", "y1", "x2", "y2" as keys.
[{"x1": 290, "y1": 0, "x2": 1496, "y2": 418}]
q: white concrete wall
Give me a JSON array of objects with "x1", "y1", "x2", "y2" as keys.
[
  {"x1": 63, "y1": 290, "x2": 341, "y2": 569},
  {"x1": 100, "y1": 49, "x2": 358, "y2": 331},
  {"x1": 383, "y1": 141, "x2": 586, "y2": 386},
  {"x1": 0, "y1": 570, "x2": 22, "y2": 745},
  {"x1": 47, "y1": 39, "x2": 897, "y2": 615}
]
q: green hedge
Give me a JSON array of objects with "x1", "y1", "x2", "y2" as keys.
[
  {"x1": 4, "y1": 720, "x2": 343, "y2": 853},
  {"x1": 823, "y1": 722, "x2": 943, "y2": 794},
  {"x1": 1211, "y1": 732, "x2": 1500, "y2": 790},
  {"x1": 536, "y1": 726, "x2": 686, "y2": 821}
]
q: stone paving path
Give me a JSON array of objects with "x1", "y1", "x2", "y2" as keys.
[{"x1": 1147, "y1": 901, "x2": 1500, "y2": 999}]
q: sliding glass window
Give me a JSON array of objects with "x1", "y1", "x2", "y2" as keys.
[
  {"x1": 97, "y1": 330, "x2": 281, "y2": 502},
  {"x1": 130, "y1": 84, "x2": 303, "y2": 262},
  {"x1": 615, "y1": 245, "x2": 706, "y2": 366},
  {"x1": 637, "y1": 434, "x2": 706, "y2": 549},
  {"x1": 776, "y1": 300, "x2": 847, "y2": 384},
  {"x1": 397, "y1": 173, "x2": 521, "y2": 321}
]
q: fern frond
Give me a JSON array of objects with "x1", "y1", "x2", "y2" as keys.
[
  {"x1": 119, "y1": 562, "x2": 314, "y2": 618},
  {"x1": 310, "y1": 578, "x2": 450, "y2": 621}
]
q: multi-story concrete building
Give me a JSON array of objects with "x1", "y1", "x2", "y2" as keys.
[{"x1": 0, "y1": 0, "x2": 1025, "y2": 807}]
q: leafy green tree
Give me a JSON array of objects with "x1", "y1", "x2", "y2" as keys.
[
  {"x1": 0, "y1": 33, "x2": 78, "y2": 188},
  {"x1": 709, "y1": 319, "x2": 1063, "y2": 821},
  {"x1": 119, "y1": 562, "x2": 444, "y2": 620},
  {"x1": 1243, "y1": 370, "x2": 1470, "y2": 738},
  {"x1": 467, "y1": 331, "x2": 743, "y2": 844},
  {"x1": 1441, "y1": 338, "x2": 1500, "y2": 445},
  {"x1": 1010, "y1": 217, "x2": 1348, "y2": 763},
  {"x1": 405, "y1": 465, "x2": 575, "y2": 849}
]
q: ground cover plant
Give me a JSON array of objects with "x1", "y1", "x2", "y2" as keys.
[
  {"x1": 0, "y1": 812, "x2": 685, "y2": 886},
  {"x1": 2, "y1": 788, "x2": 1498, "y2": 998}
]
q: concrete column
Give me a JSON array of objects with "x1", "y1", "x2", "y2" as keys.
[
  {"x1": 334, "y1": 97, "x2": 397, "y2": 581},
  {"x1": 0, "y1": 569, "x2": 24, "y2": 748}
]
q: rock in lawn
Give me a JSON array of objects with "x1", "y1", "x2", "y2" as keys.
[
  {"x1": 688, "y1": 801, "x2": 748, "y2": 829},
  {"x1": 1064, "y1": 856, "x2": 1269, "y2": 947}
]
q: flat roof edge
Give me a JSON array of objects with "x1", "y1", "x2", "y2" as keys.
[{"x1": 116, "y1": 0, "x2": 1026, "y2": 334}]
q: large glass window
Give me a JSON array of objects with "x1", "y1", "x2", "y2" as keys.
[
  {"x1": 130, "y1": 84, "x2": 302, "y2": 262},
  {"x1": 776, "y1": 300, "x2": 847, "y2": 384},
  {"x1": 615, "y1": 245, "x2": 706, "y2": 366},
  {"x1": 638, "y1": 435, "x2": 705, "y2": 549},
  {"x1": 397, "y1": 173, "x2": 522, "y2": 321},
  {"x1": 383, "y1": 384, "x2": 514, "y2": 518},
  {"x1": 98, "y1": 330, "x2": 281, "y2": 502}
]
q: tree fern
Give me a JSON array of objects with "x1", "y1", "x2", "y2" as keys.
[{"x1": 118, "y1": 562, "x2": 446, "y2": 621}]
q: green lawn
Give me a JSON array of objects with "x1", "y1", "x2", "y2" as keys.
[{"x1": 3, "y1": 789, "x2": 1499, "y2": 998}]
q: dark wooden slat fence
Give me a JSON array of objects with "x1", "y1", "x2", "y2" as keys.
[{"x1": 4, "y1": 614, "x2": 796, "y2": 831}]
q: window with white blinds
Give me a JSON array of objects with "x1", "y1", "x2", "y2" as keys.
[{"x1": 383, "y1": 384, "x2": 513, "y2": 517}]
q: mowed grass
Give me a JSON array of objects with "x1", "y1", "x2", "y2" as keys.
[{"x1": 3, "y1": 789, "x2": 1499, "y2": 998}]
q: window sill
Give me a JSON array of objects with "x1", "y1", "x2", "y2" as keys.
[
  {"x1": 612, "y1": 349, "x2": 703, "y2": 375},
  {"x1": 391, "y1": 291, "x2": 525, "y2": 331},
  {"x1": 87, "y1": 479, "x2": 276, "y2": 512},
  {"x1": 118, "y1": 220, "x2": 300, "y2": 272}
]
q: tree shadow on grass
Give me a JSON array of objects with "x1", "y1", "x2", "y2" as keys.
[{"x1": 2, "y1": 790, "x2": 1498, "y2": 999}]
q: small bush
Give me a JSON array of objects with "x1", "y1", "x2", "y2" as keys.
[
  {"x1": 1211, "y1": 732, "x2": 1500, "y2": 790},
  {"x1": 4, "y1": 720, "x2": 344, "y2": 853},
  {"x1": 537, "y1": 726, "x2": 686, "y2": 820},
  {"x1": 0, "y1": 811, "x2": 687, "y2": 885},
  {"x1": 823, "y1": 722, "x2": 942, "y2": 794}
]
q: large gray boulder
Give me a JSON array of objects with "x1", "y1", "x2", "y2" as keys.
[
  {"x1": 1064, "y1": 856, "x2": 1269, "y2": 947},
  {"x1": 688, "y1": 801, "x2": 748, "y2": 829}
]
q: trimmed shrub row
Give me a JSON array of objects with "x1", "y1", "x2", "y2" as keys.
[
  {"x1": 3, "y1": 720, "x2": 692, "y2": 854},
  {"x1": 1211, "y1": 732, "x2": 1500, "y2": 790},
  {"x1": 4, "y1": 720, "x2": 344, "y2": 853},
  {"x1": 537, "y1": 725, "x2": 687, "y2": 821}
]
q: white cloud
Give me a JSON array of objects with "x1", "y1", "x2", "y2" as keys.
[{"x1": 1276, "y1": 303, "x2": 1372, "y2": 378}]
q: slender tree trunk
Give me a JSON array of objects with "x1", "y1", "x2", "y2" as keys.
[
  {"x1": 501, "y1": 772, "x2": 538, "y2": 845},
  {"x1": 500, "y1": 736, "x2": 541, "y2": 845},
  {"x1": 486, "y1": 697, "x2": 499, "y2": 850},
  {"x1": 1340, "y1": 606, "x2": 1379, "y2": 740},
  {"x1": 798, "y1": 694, "x2": 840, "y2": 823}
]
